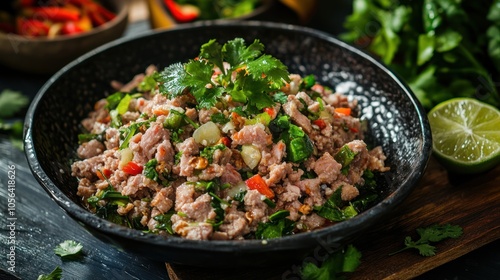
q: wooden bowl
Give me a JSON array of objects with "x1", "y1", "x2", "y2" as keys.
[{"x1": 0, "y1": 0, "x2": 129, "y2": 75}]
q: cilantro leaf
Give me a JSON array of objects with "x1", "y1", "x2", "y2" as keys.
[
  {"x1": 0, "y1": 89, "x2": 29, "y2": 118},
  {"x1": 199, "y1": 39, "x2": 224, "y2": 73},
  {"x1": 390, "y1": 224, "x2": 463, "y2": 256},
  {"x1": 37, "y1": 266, "x2": 62, "y2": 280},
  {"x1": 301, "y1": 244, "x2": 362, "y2": 280},
  {"x1": 157, "y1": 63, "x2": 188, "y2": 97},
  {"x1": 54, "y1": 240, "x2": 83, "y2": 258},
  {"x1": 223, "y1": 38, "x2": 264, "y2": 67},
  {"x1": 246, "y1": 55, "x2": 289, "y2": 90}
]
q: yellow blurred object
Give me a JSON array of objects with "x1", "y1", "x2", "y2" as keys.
[
  {"x1": 280, "y1": 0, "x2": 317, "y2": 23},
  {"x1": 146, "y1": 0, "x2": 176, "y2": 29},
  {"x1": 146, "y1": 0, "x2": 317, "y2": 29}
]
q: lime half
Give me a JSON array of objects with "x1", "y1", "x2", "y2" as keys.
[{"x1": 428, "y1": 98, "x2": 500, "y2": 174}]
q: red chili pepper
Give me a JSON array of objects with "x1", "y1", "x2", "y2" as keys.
[
  {"x1": 96, "y1": 168, "x2": 112, "y2": 180},
  {"x1": 32, "y1": 7, "x2": 80, "y2": 22},
  {"x1": 313, "y1": 119, "x2": 327, "y2": 130},
  {"x1": 263, "y1": 107, "x2": 275, "y2": 118},
  {"x1": 16, "y1": 18, "x2": 49, "y2": 37},
  {"x1": 245, "y1": 174, "x2": 274, "y2": 199},
  {"x1": 220, "y1": 136, "x2": 231, "y2": 147},
  {"x1": 164, "y1": 0, "x2": 200, "y2": 23},
  {"x1": 334, "y1": 107, "x2": 351, "y2": 116},
  {"x1": 122, "y1": 161, "x2": 143, "y2": 175}
]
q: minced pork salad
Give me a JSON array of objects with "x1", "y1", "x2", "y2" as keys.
[{"x1": 71, "y1": 38, "x2": 390, "y2": 240}]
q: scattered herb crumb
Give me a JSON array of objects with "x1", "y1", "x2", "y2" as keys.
[
  {"x1": 54, "y1": 240, "x2": 83, "y2": 259},
  {"x1": 390, "y1": 223, "x2": 463, "y2": 257},
  {"x1": 37, "y1": 266, "x2": 62, "y2": 280},
  {"x1": 301, "y1": 244, "x2": 362, "y2": 280}
]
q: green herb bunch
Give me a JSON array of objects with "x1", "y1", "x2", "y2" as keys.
[
  {"x1": 156, "y1": 38, "x2": 290, "y2": 113},
  {"x1": 341, "y1": 0, "x2": 500, "y2": 109}
]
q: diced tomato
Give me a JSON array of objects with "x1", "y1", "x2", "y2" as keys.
[
  {"x1": 220, "y1": 136, "x2": 231, "y2": 147},
  {"x1": 96, "y1": 168, "x2": 112, "y2": 180},
  {"x1": 122, "y1": 161, "x2": 143, "y2": 175},
  {"x1": 334, "y1": 107, "x2": 351, "y2": 116},
  {"x1": 263, "y1": 107, "x2": 276, "y2": 118},
  {"x1": 245, "y1": 174, "x2": 274, "y2": 199},
  {"x1": 313, "y1": 119, "x2": 327, "y2": 130},
  {"x1": 350, "y1": 127, "x2": 359, "y2": 133}
]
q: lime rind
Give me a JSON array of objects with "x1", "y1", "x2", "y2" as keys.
[{"x1": 428, "y1": 98, "x2": 500, "y2": 174}]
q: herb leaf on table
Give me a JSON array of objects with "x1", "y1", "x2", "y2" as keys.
[
  {"x1": 390, "y1": 223, "x2": 463, "y2": 256},
  {"x1": 54, "y1": 240, "x2": 84, "y2": 259}
]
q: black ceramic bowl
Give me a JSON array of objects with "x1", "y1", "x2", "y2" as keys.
[{"x1": 24, "y1": 21, "x2": 431, "y2": 267}]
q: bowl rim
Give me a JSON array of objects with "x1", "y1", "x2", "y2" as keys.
[
  {"x1": 24, "y1": 20, "x2": 432, "y2": 253},
  {"x1": 0, "y1": 0, "x2": 129, "y2": 43}
]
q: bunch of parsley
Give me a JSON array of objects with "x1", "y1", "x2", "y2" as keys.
[
  {"x1": 156, "y1": 38, "x2": 290, "y2": 113},
  {"x1": 341, "y1": 0, "x2": 500, "y2": 110}
]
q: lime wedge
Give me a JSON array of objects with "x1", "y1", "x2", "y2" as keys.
[{"x1": 428, "y1": 98, "x2": 500, "y2": 174}]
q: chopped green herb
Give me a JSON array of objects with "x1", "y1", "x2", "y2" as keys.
[
  {"x1": 314, "y1": 187, "x2": 358, "y2": 222},
  {"x1": 54, "y1": 240, "x2": 83, "y2": 258},
  {"x1": 300, "y1": 74, "x2": 316, "y2": 90},
  {"x1": 200, "y1": 143, "x2": 226, "y2": 163},
  {"x1": 208, "y1": 192, "x2": 227, "y2": 230},
  {"x1": 301, "y1": 244, "x2": 361, "y2": 280},
  {"x1": 77, "y1": 132, "x2": 104, "y2": 144},
  {"x1": 154, "y1": 211, "x2": 176, "y2": 234},
  {"x1": 174, "y1": 151, "x2": 183, "y2": 164},
  {"x1": 272, "y1": 91, "x2": 288, "y2": 104},
  {"x1": 144, "y1": 159, "x2": 159, "y2": 181},
  {"x1": 37, "y1": 266, "x2": 62, "y2": 280},
  {"x1": 281, "y1": 124, "x2": 313, "y2": 163},
  {"x1": 390, "y1": 223, "x2": 463, "y2": 257},
  {"x1": 255, "y1": 210, "x2": 294, "y2": 239},
  {"x1": 119, "y1": 119, "x2": 153, "y2": 149},
  {"x1": 335, "y1": 145, "x2": 357, "y2": 175},
  {"x1": 138, "y1": 72, "x2": 159, "y2": 92},
  {"x1": 210, "y1": 112, "x2": 230, "y2": 124}
]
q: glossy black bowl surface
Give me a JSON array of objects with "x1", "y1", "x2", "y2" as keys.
[{"x1": 24, "y1": 21, "x2": 431, "y2": 267}]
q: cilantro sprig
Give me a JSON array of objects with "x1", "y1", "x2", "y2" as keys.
[
  {"x1": 390, "y1": 223, "x2": 463, "y2": 257},
  {"x1": 156, "y1": 38, "x2": 290, "y2": 111}
]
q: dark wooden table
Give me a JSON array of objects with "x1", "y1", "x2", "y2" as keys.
[{"x1": 1, "y1": 15, "x2": 500, "y2": 280}]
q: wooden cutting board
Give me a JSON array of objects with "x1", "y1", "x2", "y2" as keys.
[{"x1": 166, "y1": 157, "x2": 500, "y2": 279}]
